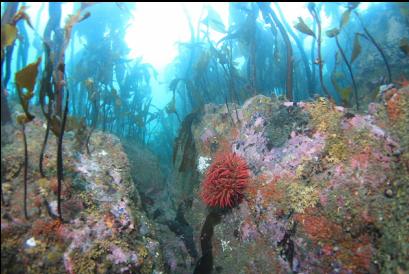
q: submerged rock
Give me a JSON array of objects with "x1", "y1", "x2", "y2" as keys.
[
  {"x1": 0, "y1": 114, "x2": 164, "y2": 274},
  {"x1": 176, "y1": 91, "x2": 409, "y2": 273}
]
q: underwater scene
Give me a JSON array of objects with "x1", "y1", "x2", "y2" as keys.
[{"x1": 1, "y1": 2, "x2": 409, "y2": 274}]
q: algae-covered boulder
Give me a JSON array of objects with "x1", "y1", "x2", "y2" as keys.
[
  {"x1": 1, "y1": 113, "x2": 165, "y2": 274},
  {"x1": 181, "y1": 90, "x2": 409, "y2": 273}
]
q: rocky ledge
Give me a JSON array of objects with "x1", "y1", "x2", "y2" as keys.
[
  {"x1": 1, "y1": 110, "x2": 164, "y2": 274},
  {"x1": 180, "y1": 87, "x2": 409, "y2": 273}
]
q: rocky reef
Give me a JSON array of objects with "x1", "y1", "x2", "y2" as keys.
[
  {"x1": 174, "y1": 87, "x2": 409, "y2": 273},
  {"x1": 2, "y1": 86, "x2": 408, "y2": 273},
  {"x1": 1, "y1": 109, "x2": 164, "y2": 274}
]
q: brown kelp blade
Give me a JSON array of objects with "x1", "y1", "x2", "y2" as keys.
[
  {"x1": 351, "y1": 33, "x2": 362, "y2": 63},
  {"x1": 1, "y1": 24, "x2": 17, "y2": 49},
  {"x1": 339, "y1": 86, "x2": 353, "y2": 105},
  {"x1": 1, "y1": 24, "x2": 17, "y2": 60},
  {"x1": 326, "y1": 28, "x2": 340, "y2": 38},
  {"x1": 294, "y1": 17, "x2": 315, "y2": 37},
  {"x1": 15, "y1": 57, "x2": 42, "y2": 123},
  {"x1": 331, "y1": 72, "x2": 353, "y2": 106},
  {"x1": 340, "y1": 10, "x2": 351, "y2": 29},
  {"x1": 16, "y1": 57, "x2": 42, "y2": 94},
  {"x1": 64, "y1": 9, "x2": 91, "y2": 50},
  {"x1": 13, "y1": 6, "x2": 33, "y2": 28},
  {"x1": 1, "y1": 5, "x2": 33, "y2": 59}
]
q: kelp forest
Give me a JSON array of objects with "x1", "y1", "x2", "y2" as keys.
[{"x1": 1, "y1": 2, "x2": 409, "y2": 274}]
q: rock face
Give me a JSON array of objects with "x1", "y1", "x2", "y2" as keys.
[
  {"x1": 2, "y1": 86, "x2": 408, "y2": 274},
  {"x1": 1, "y1": 112, "x2": 164, "y2": 274},
  {"x1": 182, "y1": 89, "x2": 409, "y2": 273}
]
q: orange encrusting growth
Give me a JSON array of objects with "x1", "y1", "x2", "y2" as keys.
[
  {"x1": 200, "y1": 152, "x2": 250, "y2": 208},
  {"x1": 294, "y1": 213, "x2": 343, "y2": 241},
  {"x1": 396, "y1": 75, "x2": 409, "y2": 87}
]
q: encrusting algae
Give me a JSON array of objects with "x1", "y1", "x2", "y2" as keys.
[{"x1": 1, "y1": 2, "x2": 409, "y2": 274}]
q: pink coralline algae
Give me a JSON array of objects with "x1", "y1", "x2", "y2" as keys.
[
  {"x1": 108, "y1": 244, "x2": 138, "y2": 265},
  {"x1": 190, "y1": 94, "x2": 408, "y2": 273}
]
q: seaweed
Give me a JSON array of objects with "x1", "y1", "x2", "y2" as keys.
[
  {"x1": 38, "y1": 43, "x2": 53, "y2": 177},
  {"x1": 331, "y1": 68, "x2": 353, "y2": 107},
  {"x1": 308, "y1": 3, "x2": 332, "y2": 100},
  {"x1": 173, "y1": 111, "x2": 200, "y2": 172},
  {"x1": 216, "y1": 8, "x2": 258, "y2": 102},
  {"x1": 193, "y1": 209, "x2": 223, "y2": 274},
  {"x1": 15, "y1": 57, "x2": 41, "y2": 122},
  {"x1": 55, "y1": 7, "x2": 90, "y2": 221},
  {"x1": 1, "y1": 4, "x2": 33, "y2": 125},
  {"x1": 14, "y1": 57, "x2": 41, "y2": 219},
  {"x1": 1, "y1": 23, "x2": 18, "y2": 57},
  {"x1": 350, "y1": 33, "x2": 362, "y2": 64},
  {"x1": 165, "y1": 202, "x2": 198, "y2": 259},
  {"x1": 166, "y1": 90, "x2": 181, "y2": 123},
  {"x1": 326, "y1": 28, "x2": 359, "y2": 110},
  {"x1": 15, "y1": 17, "x2": 29, "y2": 71},
  {"x1": 353, "y1": 10, "x2": 392, "y2": 83},
  {"x1": 84, "y1": 78, "x2": 99, "y2": 155},
  {"x1": 57, "y1": 64, "x2": 69, "y2": 221},
  {"x1": 339, "y1": 9, "x2": 351, "y2": 30},
  {"x1": 294, "y1": 17, "x2": 315, "y2": 37},
  {"x1": 1, "y1": 5, "x2": 32, "y2": 60},
  {"x1": 276, "y1": 3, "x2": 315, "y2": 97},
  {"x1": 258, "y1": 3, "x2": 293, "y2": 101},
  {"x1": 38, "y1": 6, "x2": 90, "y2": 221},
  {"x1": 21, "y1": 123, "x2": 29, "y2": 219}
]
